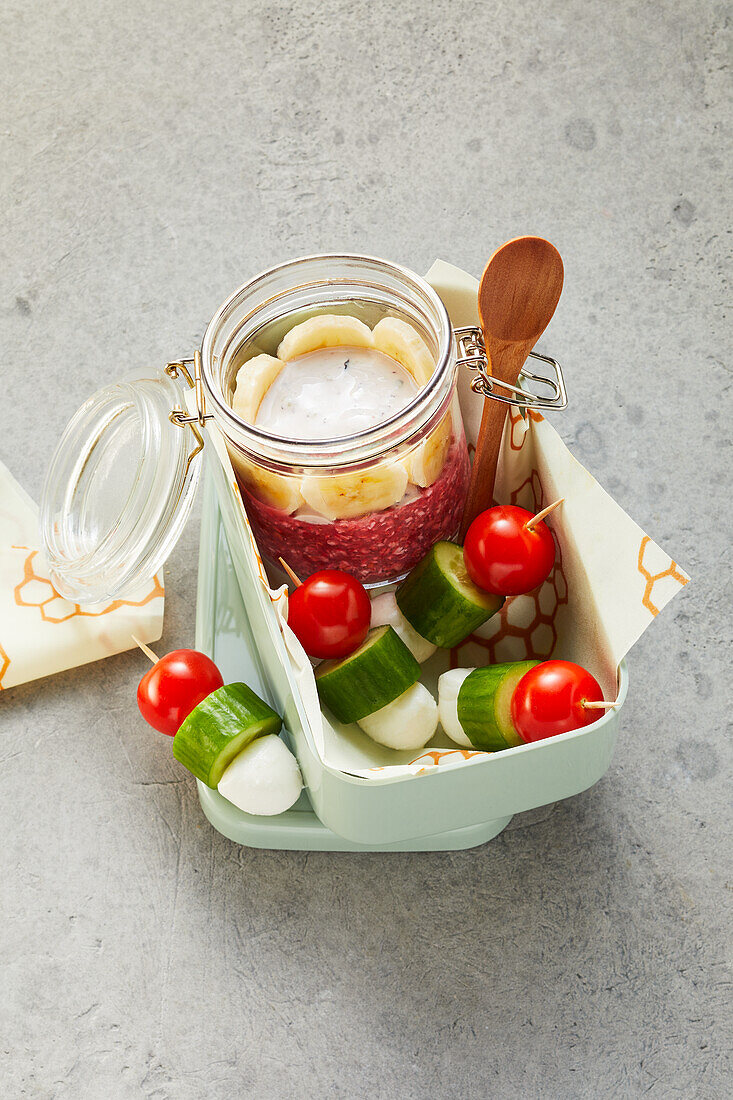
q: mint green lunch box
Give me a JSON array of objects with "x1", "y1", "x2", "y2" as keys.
[
  {"x1": 41, "y1": 256, "x2": 628, "y2": 853},
  {"x1": 195, "y1": 457, "x2": 625, "y2": 853}
]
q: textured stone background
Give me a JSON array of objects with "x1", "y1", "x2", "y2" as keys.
[{"x1": 2, "y1": 1, "x2": 730, "y2": 1097}]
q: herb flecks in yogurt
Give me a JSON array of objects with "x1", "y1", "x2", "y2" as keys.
[{"x1": 254, "y1": 346, "x2": 419, "y2": 441}]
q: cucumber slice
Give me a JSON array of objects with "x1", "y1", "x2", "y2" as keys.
[
  {"x1": 315, "y1": 625, "x2": 420, "y2": 724},
  {"x1": 173, "y1": 682, "x2": 282, "y2": 788},
  {"x1": 396, "y1": 541, "x2": 505, "y2": 649},
  {"x1": 457, "y1": 661, "x2": 539, "y2": 751}
]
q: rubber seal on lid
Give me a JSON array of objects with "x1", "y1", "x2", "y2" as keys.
[{"x1": 40, "y1": 368, "x2": 202, "y2": 604}]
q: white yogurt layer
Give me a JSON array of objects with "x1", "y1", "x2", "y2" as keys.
[{"x1": 255, "y1": 346, "x2": 418, "y2": 440}]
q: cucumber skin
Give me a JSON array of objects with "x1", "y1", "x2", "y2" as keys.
[
  {"x1": 173, "y1": 682, "x2": 282, "y2": 788},
  {"x1": 316, "y1": 626, "x2": 420, "y2": 724},
  {"x1": 457, "y1": 662, "x2": 539, "y2": 751},
  {"x1": 396, "y1": 543, "x2": 505, "y2": 649}
]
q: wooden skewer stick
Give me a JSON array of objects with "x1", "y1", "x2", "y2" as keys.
[
  {"x1": 525, "y1": 498, "x2": 565, "y2": 531},
  {"x1": 132, "y1": 635, "x2": 159, "y2": 665},
  {"x1": 278, "y1": 557, "x2": 302, "y2": 588},
  {"x1": 581, "y1": 700, "x2": 621, "y2": 710}
]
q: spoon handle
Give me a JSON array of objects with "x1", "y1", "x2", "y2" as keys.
[{"x1": 458, "y1": 344, "x2": 528, "y2": 539}]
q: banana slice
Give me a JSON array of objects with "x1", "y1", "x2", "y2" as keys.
[
  {"x1": 232, "y1": 354, "x2": 284, "y2": 424},
  {"x1": 277, "y1": 314, "x2": 374, "y2": 360},
  {"x1": 372, "y1": 317, "x2": 435, "y2": 385},
  {"x1": 234, "y1": 454, "x2": 303, "y2": 515},
  {"x1": 301, "y1": 461, "x2": 408, "y2": 521},
  {"x1": 403, "y1": 412, "x2": 453, "y2": 488}
]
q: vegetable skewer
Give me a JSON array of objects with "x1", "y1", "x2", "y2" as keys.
[
  {"x1": 439, "y1": 660, "x2": 612, "y2": 749},
  {"x1": 134, "y1": 639, "x2": 303, "y2": 815},
  {"x1": 279, "y1": 561, "x2": 439, "y2": 750}
]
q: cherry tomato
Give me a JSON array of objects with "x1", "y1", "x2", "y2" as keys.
[
  {"x1": 511, "y1": 660, "x2": 604, "y2": 743},
  {"x1": 463, "y1": 505, "x2": 556, "y2": 595},
  {"x1": 287, "y1": 569, "x2": 371, "y2": 659},
  {"x1": 137, "y1": 649, "x2": 224, "y2": 735}
]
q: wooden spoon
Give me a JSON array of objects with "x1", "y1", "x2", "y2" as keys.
[{"x1": 459, "y1": 236, "x2": 564, "y2": 539}]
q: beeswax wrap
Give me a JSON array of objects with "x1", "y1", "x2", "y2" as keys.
[{"x1": 0, "y1": 461, "x2": 164, "y2": 690}]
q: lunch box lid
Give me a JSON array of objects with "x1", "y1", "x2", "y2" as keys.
[{"x1": 40, "y1": 364, "x2": 202, "y2": 604}]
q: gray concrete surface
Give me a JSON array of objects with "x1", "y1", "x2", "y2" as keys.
[{"x1": 2, "y1": 1, "x2": 730, "y2": 1097}]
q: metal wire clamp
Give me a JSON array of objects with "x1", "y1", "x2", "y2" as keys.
[
  {"x1": 163, "y1": 330, "x2": 566, "y2": 476},
  {"x1": 453, "y1": 326, "x2": 568, "y2": 411},
  {"x1": 166, "y1": 350, "x2": 213, "y2": 475}
]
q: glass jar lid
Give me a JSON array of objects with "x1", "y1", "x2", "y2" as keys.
[{"x1": 40, "y1": 366, "x2": 202, "y2": 604}]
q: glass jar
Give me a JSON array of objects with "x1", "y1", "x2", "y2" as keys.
[
  {"x1": 199, "y1": 254, "x2": 469, "y2": 584},
  {"x1": 41, "y1": 254, "x2": 470, "y2": 603}
]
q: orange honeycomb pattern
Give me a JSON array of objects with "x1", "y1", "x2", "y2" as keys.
[
  {"x1": 0, "y1": 641, "x2": 10, "y2": 689},
  {"x1": 369, "y1": 748, "x2": 486, "y2": 774},
  {"x1": 12, "y1": 548, "x2": 163, "y2": 623},
  {"x1": 409, "y1": 748, "x2": 485, "y2": 772},
  {"x1": 449, "y1": 468, "x2": 569, "y2": 666},
  {"x1": 637, "y1": 535, "x2": 688, "y2": 616},
  {"x1": 508, "y1": 407, "x2": 544, "y2": 451}
]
